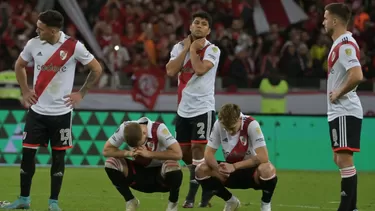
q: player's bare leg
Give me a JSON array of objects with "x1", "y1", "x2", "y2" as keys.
[
  {"x1": 195, "y1": 163, "x2": 240, "y2": 211},
  {"x1": 162, "y1": 160, "x2": 183, "y2": 211},
  {"x1": 104, "y1": 158, "x2": 139, "y2": 211},
  {"x1": 334, "y1": 151, "x2": 357, "y2": 211},
  {"x1": 254, "y1": 163, "x2": 278, "y2": 211}
]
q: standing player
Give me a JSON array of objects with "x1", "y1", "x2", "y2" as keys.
[
  {"x1": 102, "y1": 117, "x2": 183, "y2": 211},
  {"x1": 323, "y1": 3, "x2": 363, "y2": 211},
  {"x1": 0, "y1": 10, "x2": 102, "y2": 211},
  {"x1": 165, "y1": 11, "x2": 221, "y2": 208},
  {"x1": 195, "y1": 104, "x2": 277, "y2": 211}
]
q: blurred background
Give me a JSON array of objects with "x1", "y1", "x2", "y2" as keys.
[{"x1": 0, "y1": 0, "x2": 374, "y2": 171}]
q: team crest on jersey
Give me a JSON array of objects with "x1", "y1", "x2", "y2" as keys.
[
  {"x1": 239, "y1": 136, "x2": 247, "y2": 145},
  {"x1": 60, "y1": 50, "x2": 67, "y2": 60},
  {"x1": 146, "y1": 140, "x2": 156, "y2": 151}
]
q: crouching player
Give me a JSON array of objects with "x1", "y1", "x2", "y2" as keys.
[
  {"x1": 195, "y1": 104, "x2": 278, "y2": 211},
  {"x1": 102, "y1": 117, "x2": 183, "y2": 211}
]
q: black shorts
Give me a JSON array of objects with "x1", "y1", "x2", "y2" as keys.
[
  {"x1": 328, "y1": 115, "x2": 362, "y2": 152},
  {"x1": 224, "y1": 167, "x2": 261, "y2": 190},
  {"x1": 22, "y1": 108, "x2": 73, "y2": 150},
  {"x1": 175, "y1": 111, "x2": 216, "y2": 145},
  {"x1": 125, "y1": 159, "x2": 173, "y2": 193}
]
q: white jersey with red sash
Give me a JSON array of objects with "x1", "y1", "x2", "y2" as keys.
[
  {"x1": 20, "y1": 31, "x2": 94, "y2": 116},
  {"x1": 169, "y1": 40, "x2": 221, "y2": 118},
  {"x1": 327, "y1": 32, "x2": 363, "y2": 121},
  {"x1": 207, "y1": 114, "x2": 266, "y2": 164},
  {"x1": 109, "y1": 117, "x2": 177, "y2": 168}
]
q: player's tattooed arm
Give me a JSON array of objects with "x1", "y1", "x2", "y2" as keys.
[
  {"x1": 233, "y1": 147, "x2": 269, "y2": 170},
  {"x1": 79, "y1": 58, "x2": 102, "y2": 97}
]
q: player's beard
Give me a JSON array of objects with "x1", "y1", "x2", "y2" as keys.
[
  {"x1": 326, "y1": 27, "x2": 334, "y2": 37},
  {"x1": 192, "y1": 31, "x2": 205, "y2": 40}
]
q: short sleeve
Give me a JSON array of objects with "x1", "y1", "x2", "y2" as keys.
[
  {"x1": 339, "y1": 44, "x2": 361, "y2": 71},
  {"x1": 207, "y1": 120, "x2": 221, "y2": 149},
  {"x1": 20, "y1": 40, "x2": 34, "y2": 63},
  {"x1": 74, "y1": 41, "x2": 95, "y2": 65},
  {"x1": 203, "y1": 45, "x2": 221, "y2": 65},
  {"x1": 108, "y1": 122, "x2": 127, "y2": 148},
  {"x1": 247, "y1": 120, "x2": 266, "y2": 150},
  {"x1": 169, "y1": 43, "x2": 182, "y2": 61},
  {"x1": 157, "y1": 123, "x2": 177, "y2": 148}
]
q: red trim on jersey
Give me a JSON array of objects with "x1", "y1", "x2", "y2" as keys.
[
  {"x1": 133, "y1": 122, "x2": 161, "y2": 166},
  {"x1": 333, "y1": 147, "x2": 360, "y2": 152},
  {"x1": 327, "y1": 41, "x2": 360, "y2": 77},
  {"x1": 22, "y1": 143, "x2": 40, "y2": 147},
  {"x1": 191, "y1": 140, "x2": 208, "y2": 144},
  {"x1": 52, "y1": 146, "x2": 73, "y2": 150},
  {"x1": 177, "y1": 44, "x2": 211, "y2": 105},
  {"x1": 225, "y1": 116, "x2": 255, "y2": 164},
  {"x1": 179, "y1": 143, "x2": 191, "y2": 146},
  {"x1": 34, "y1": 37, "x2": 77, "y2": 100}
]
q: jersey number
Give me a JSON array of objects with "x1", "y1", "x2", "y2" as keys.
[
  {"x1": 59, "y1": 128, "x2": 72, "y2": 146},
  {"x1": 196, "y1": 122, "x2": 205, "y2": 138}
]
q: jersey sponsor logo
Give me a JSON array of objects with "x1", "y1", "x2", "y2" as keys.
[
  {"x1": 345, "y1": 48, "x2": 352, "y2": 56},
  {"x1": 37, "y1": 64, "x2": 67, "y2": 72},
  {"x1": 222, "y1": 138, "x2": 228, "y2": 142},
  {"x1": 208, "y1": 54, "x2": 216, "y2": 60},
  {"x1": 255, "y1": 138, "x2": 264, "y2": 142}
]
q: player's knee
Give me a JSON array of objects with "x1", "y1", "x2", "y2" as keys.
[
  {"x1": 257, "y1": 162, "x2": 276, "y2": 179},
  {"x1": 51, "y1": 150, "x2": 66, "y2": 175},
  {"x1": 161, "y1": 160, "x2": 181, "y2": 177},
  {"x1": 105, "y1": 157, "x2": 126, "y2": 173},
  {"x1": 195, "y1": 163, "x2": 211, "y2": 180},
  {"x1": 335, "y1": 151, "x2": 354, "y2": 168}
]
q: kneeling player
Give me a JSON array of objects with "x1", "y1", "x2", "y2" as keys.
[
  {"x1": 102, "y1": 117, "x2": 183, "y2": 211},
  {"x1": 195, "y1": 104, "x2": 278, "y2": 211}
]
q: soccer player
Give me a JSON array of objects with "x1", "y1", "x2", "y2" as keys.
[
  {"x1": 323, "y1": 3, "x2": 363, "y2": 211},
  {"x1": 165, "y1": 11, "x2": 221, "y2": 208},
  {"x1": 195, "y1": 103, "x2": 277, "y2": 211},
  {"x1": 0, "y1": 10, "x2": 102, "y2": 211},
  {"x1": 102, "y1": 117, "x2": 183, "y2": 211}
]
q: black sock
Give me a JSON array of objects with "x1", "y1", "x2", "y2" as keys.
[
  {"x1": 20, "y1": 148, "x2": 37, "y2": 197},
  {"x1": 198, "y1": 177, "x2": 232, "y2": 201},
  {"x1": 201, "y1": 188, "x2": 214, "y2": 203},
  {"x1": 105, "y1": 167, "x2": 135, "y2": 201},
  {"x1": 164, "y1": 170, "x2": 183, "y2": 203},
  {"x1": 338, "y1": 167, "x2": 357, "y2": 211},
  {"x1": 50, "y1": 150, "x2": 66, "y2": 200},
  {"x1": 185, "y1": 165, "x2": 199, "y2": 202},
  {"x1": 351, "y1": 176, "x2": 357, "y2": 210},
  {"x1": 259, "y1": 176, "x2": 278, "y2": 203}
]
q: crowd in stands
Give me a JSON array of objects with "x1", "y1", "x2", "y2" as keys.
[{"x1": 0, "y1": 0, "x2": 374, "y2": 90}]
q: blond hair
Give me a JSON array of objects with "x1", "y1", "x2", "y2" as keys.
[{"x1": 218, "y1": 103, "x2": 241, "y2": 128}]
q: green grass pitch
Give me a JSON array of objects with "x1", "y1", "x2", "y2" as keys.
[{"x1": 0, "y1": 167, "x2": 374, "y2": 211}]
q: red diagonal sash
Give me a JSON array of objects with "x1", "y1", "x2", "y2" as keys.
[
  {"x1": 134, "y1": 122, "x2": 161, "y2": 166},
  {"x1": 327, "y1": 41, "x2": 360, "y2": 77},
  {"x1": 177, "y1": 44, "x2": 211, "y2": 104},
  {"x1": 225, "y1": 116, "x2": 254, "y2": 164},
  {"x1": 34, "y1": 37, "x2": 77, "y2": 99}
]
